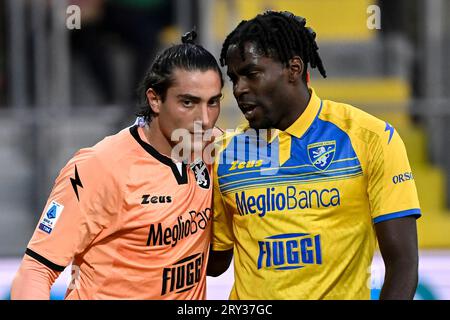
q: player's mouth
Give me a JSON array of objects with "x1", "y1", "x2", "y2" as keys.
[{"x1": 239, "y1": 103, "x2": 259, "y2": 121}]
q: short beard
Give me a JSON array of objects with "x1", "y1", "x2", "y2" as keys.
[{"x1": 248, "y1": 116, "x2": 274, "y2": 130}]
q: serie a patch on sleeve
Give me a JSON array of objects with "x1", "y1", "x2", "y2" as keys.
[{"x1": 38, "y1": 200, "x2": 64, "y2": 234}]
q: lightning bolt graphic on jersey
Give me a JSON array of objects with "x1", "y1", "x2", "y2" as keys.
[
  {"x1": 70, "y1": 165, "x2": 83, "y2": 201},
  {"x1": 384, "y1": 122, "x2": 394, "y2": 144}
]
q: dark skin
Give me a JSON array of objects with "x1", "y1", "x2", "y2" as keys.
[
  {"x1": 224, "y1": 42, "x2": 310, "y2": 130},
  {"x1": 208, "y1": 41, "x2": 419, "y2": 299},
  {"x1": 375, "y1": 216, "x2": 419, "y2": 299}
]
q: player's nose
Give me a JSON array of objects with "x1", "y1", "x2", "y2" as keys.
[{"x1": 193, "y1": 104, "x2": 210, "y2": 129}]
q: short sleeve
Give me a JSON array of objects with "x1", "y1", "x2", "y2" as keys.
[
  {"x1": 367, "y1": 124, "x2": 421, "y2": 224},
  {"x1": 26, "y1": 148, "x2": 121, "y2": 270},
  {"x1": 211, "y1": 161, "x2": 234, "y2": 251}
]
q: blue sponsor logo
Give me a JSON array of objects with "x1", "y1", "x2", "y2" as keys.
[
  {"x1": 384, "y1": 122, "x2": 395, "y2": 144},
  {"x1": 38, "y1": 223, "x2": 52, "y2": 234},
  {"x1": 46, "y1": 205, "x2": 57, "y2": 219},
  {"x1": 235, "y1": 186, "x2": 340, "y2": 217},
  {"x1": 392, "y1": 172, "x2": 414, "y2": 184},
  {"x1": 258, "y1": 233, "x2": 322, "y2": 270},
  {"x1": 307, "y1": 141, "x2": 336, "y2": 171}
]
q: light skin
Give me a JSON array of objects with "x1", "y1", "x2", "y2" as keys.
[
  {"x1": 9, "y1": 70, "x2": 223, "y2": 300},
  {"x1": 144, "y1": 68, "x2": 222, "y2": 162},
  {"x1": 208, "y1": 41, "x2": 419, "y2": 300}
]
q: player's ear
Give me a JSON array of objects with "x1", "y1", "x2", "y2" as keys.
[
  {"x1": 288, "y1": 56, "x2": 304, "y2": 83},
  {"x1": 146, "y1": 88, "x2": 161, "y2": 114}
]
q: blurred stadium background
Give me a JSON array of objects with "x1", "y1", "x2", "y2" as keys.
[{"x1": 1, "y1": 0, "x2": 450, "y2": 300}]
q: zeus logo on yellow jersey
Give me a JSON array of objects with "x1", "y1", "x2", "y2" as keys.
[{"x1": 258, "y1": 233, "x2": 322, "y2": 270}]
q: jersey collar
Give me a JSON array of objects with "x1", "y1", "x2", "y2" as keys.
[
  {"x1": 234, "y1": 88, "x2": 322, "y2": 142},
  {"x1": 284, "y1": 87, "x2": 322, "y2": 139},
  {"x1": 129, "y1": 125, "x2": 188, "y2": 185}
]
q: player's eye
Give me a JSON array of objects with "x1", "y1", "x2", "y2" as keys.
[
  {"x1": 182, "y1": 100, "x2": 194, "y2": 108},
  {"x1": 208, "y1": 98, "x2": 221, "y2": 107},
  {"x1": 247, "y1": 71, "x2": 260, "y2": 79}
]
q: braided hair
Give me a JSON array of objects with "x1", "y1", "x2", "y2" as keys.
[
  {"x1": 136, "y1": 30, "x2": 224, "y2": 123},
  {"x1": 220, "y1": 11, "x2": 326, "y2": 81}
]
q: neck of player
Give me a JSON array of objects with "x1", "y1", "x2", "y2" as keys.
[
  {"x1": 277, "y1": 84, "x2": 311, "y2": 131},
  {"x1": 143, "y1": 120, "x2": 178, "y2": 161}
]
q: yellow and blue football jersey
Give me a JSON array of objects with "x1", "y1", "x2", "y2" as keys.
[{"x1": 212, "y1": 88, "x2": 421, "y2": 299}]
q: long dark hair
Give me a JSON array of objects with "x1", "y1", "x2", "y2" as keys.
[
  {"x1": 136, "y1": 30, "x2": 224, "y2": 123},
  {"x1": 220, "y1": 11, "x2": 327, "y2": 82}
]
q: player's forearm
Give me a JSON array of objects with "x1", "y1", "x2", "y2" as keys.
[
  {"x1": 379, "y1": 261, "x2": 418, "y2": 300},
  {"x1": 207, "y1": 248, "x2": 233, "y2": 277},
  {"x1": 11, "y1": 255, "x2": 60, "y2": 300},
  {"x1": 375, "y1": 217, "x2": 419, "y2": 300}
]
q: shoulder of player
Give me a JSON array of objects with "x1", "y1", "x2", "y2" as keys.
[
  {"x1": 319, "y1": 99, "x2": 392, "y2": 143},
  {"x1": 213, "y1": 123, "x2": 248, "y2": 155},
  {"x1": 66, "y1": 128, "x2": 135, "y2": 180}
]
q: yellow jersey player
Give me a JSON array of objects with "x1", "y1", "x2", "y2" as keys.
[
  {"x1": 11, "y1": 31, "x2": 224, "y2": 299},
  {"x1": 207, "y1": 11, "x2": 420, "y2": 300}
]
